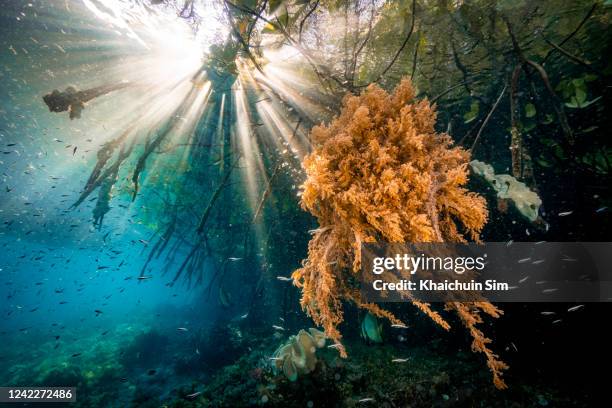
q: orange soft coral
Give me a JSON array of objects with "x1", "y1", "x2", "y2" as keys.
[{"x1": 292, "y1": 78, "x2": 508, "y2": 389}]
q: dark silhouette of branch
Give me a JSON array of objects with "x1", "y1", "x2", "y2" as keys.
[
  {"x1": 223, "y1": 2, "x2": 265, "y2": 74},
  {"x1": 196, "y1": 155, "x2": 240, "y2": 234},
  {"x1": 470, "y1": 83, "x2": 507, "y2": 152},
  {"x1": 429, "y1": 79, "x2": 476, "y2": 104},
  {"x1": 509, "y1": 66, "x2": 523, "y2": 178},
  {"x1": 410, "y1": 26, "x2": 420, "y2": 80},
  {"x1": 366, "y1": 0, "x2": 416, "y2": 85},
  {"x1": 504, "y1": 16, "x2": 574, "y2": 144},
  {"x1": 251, "y1": 119, "x2": 301, "y2": 222},
  {"x1": 299, "y1": 0, "x2": 319, "y2": 43},
  {"x1": 225, "y1": 0, "x2": 337, "y2": 93},
  {"x1": 542, "y1": 3, "x2": 597, "y2": 63},
  {"x1": 541, "y1": 35, "x2": 603, "y2": 76},
  {"x1": 43, "y1": 82, "x2": 130, "y2": 119}
]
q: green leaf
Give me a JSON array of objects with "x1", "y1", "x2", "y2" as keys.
[
  {"x1": 572, "y1": 77, "x2": 586, "y2": 90},
  {"x1": 575, "y1": 87, "x2": 587, "y2": 105},
  {"x1": 565, "y1": 96, "x2": 602, "y2": 109},
  {"x1": 580, "y1": 125, "x2": 598, "y2": 133},
  {"x1": 268, "y1": 0, "x2": 283, "y2": 13},
  {"x1": 463, "y1": 101, "x2": 479, "y2": 123},
  {"x1": 542, "y1": 114, "x2": 554, "y2": 124},
  {"x1": 277, "y1": 10, "x2": 289, "y2": 28},
  {"x1": 536, "y1": 156, "x2": 553, "y2": 168},
  {"x1": 525, "y1": 103, "x2": 536, "y2": 118}
]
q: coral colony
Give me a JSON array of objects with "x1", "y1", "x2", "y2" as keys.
[{"x1": 293, "y1": 79, "x2": 508, "y2": 389}]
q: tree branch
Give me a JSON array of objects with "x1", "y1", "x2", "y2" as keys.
[{"x1": 470, "y1": 83, "x2": 507, "y2": 152}]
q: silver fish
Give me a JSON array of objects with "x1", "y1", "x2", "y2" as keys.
[{"x1": 391, "y1": 358, "x2": 410, "y2": 363}]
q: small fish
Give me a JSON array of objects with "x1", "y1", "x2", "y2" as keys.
[
  {"x1": 227, "y1": 257, "x2": 242, "y2": 261},
  {"x1": 71, "y1": 353, "x2": 82, "y2": 357},
  {"x1": 268, "y1": 357, "x2": 283, "y2": 361},
  {"x1": 567, "y1": 305, "x2": 584, "y2": 312},
  {"x1": 272, "y1": 325, "x2": 285, "y2": 331},
  {"x1": 532, "y1": 259, "x2": 545, "y2": 265},
  {"x1": 391, "y1": 323, "x2": 409, "y2": 329},
  {"x1": 147, "y1": 369, "x2": 156, "y2": 376},
  {"x1": 138, "y1": 276, "x2": 152, "y2": 280},
  {"x1": 276, "y1": 276, "x2": 292, "y2": 281},
  {"x1": 558, "y1": 211, "x2": 573, "y2": 217},
  {"x1": 552, "y1": 319, "x2": 562, "y2": 324},
  {"x1": 518, "y1": 257, "x2": 531, "y2": 263},
  {"x1": 177, "y1": 327, "x2": 188, "y2": 332},
  {"x1": 542, "y1": 288, "x2": 558, "y2": 294},
  {"x1": 540, "y1": 311, "x2": 555, "y2": 315},
  {"x1": 561, "y1": 256, "x2": 578, "y2": 262},
  {"x1": 358, "y1": 398, "x2": 375, "y2": 403},
  {"x1": 595, "y1": 206, "x2": 608, "y2": 213},
  {"x1": 72, "y1": 146, "x2": 77, "y2": 155},
  {"x1": 94, "y1": 310, "x2": 103, "y2": 316},
  {"x1": 506, "y1": 240, "x2": 513, "y2": 247},
  {"x1": 186, "y1": 391, "x2": 202, "y2": 400},
  {"x1": 119, "y1": 378, "x2": 128, "y2": 383},
  {"x1": 327, "y1": 344, "x2": 342, "y2": 349},
  {"x1": 391, "y1": 358, "x2": 410, "y2": 363},
  {"x1": 518, "y1": 276, "x2": 529, "y2": 283}
]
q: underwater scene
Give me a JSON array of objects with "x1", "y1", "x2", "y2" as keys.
[{"x1": 0, "y1": 0, "x2": 611, "y2": 407}]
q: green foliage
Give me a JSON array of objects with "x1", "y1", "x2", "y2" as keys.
[
  {"x1": 464, "y1": 100, "x2": 480, "y2": 123},
  {"x1": 557, "y1": 75, "x2": 601, "y2": 109}
]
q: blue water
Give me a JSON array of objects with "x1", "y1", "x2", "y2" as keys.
[{"x1": 1, "y1": 1, "x2": 609, "y2": 407}]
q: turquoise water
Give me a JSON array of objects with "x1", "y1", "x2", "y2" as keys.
[{"x1": 1, "y1": 1, "x2": 610, "y2": 407}]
